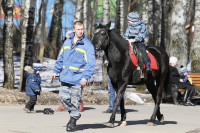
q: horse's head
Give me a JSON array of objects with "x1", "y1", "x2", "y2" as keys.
[{"x1": 91, "y1": 22, "x2": 111, "y2": 51}]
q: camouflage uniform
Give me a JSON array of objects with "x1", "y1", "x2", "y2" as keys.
[{"x1": 59, "y1": 83, "x2": 83, "y2": 119}]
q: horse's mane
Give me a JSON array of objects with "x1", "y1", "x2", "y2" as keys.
[{"x1": 109, "y1": 29, "x2": 129, "y2": 52}]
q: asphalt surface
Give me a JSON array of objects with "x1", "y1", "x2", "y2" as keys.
[{"x1": 0, "y1": 104, "x2": 200, "y2": 133}]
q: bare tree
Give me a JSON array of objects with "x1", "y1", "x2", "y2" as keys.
[
  {"x1": 185, "y1": 0, "x2": 195, "y2": 59},
  {"x1": 74, "y1": 0, "x2": 83, "y2": 21},
  {"x1": 169, "y1": 0, "x2": 189, "y2": 67},
  {"x1": 2, "y1": 0, "x2": 15, "y2": 89},
  {"x1": 47, "y1": 0, "x2": 64, "y2": 59},
  {"x1": 103, "y1": 0, "x2": 109, "y2": 25},
  {"x1": 101, "y1": 0, "x2": 110, "y2": 88},
  {"x1": 19, "y1": 0, "x2": 37, "y2": 91},
  {"x1": 142, "y1": 0, "x2": 153, "y2": 45},
  {"x1": 0, "y1": 0, "x2": 2, "y2": 9},
  {"x1": 38, "y1": 0, "x2": 48, "y2": 63},
  {"x1": 83, "y1": 0, "x2": 89, "y2": 37},
  {"x1": 90, "y1": 0, "x2": 98, "y2": 39},
  {"x1": 191, "y1": 1, "x2": 200, "y2": 72}
]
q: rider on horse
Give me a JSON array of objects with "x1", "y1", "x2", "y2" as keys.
[{"x1": 123, "y1": 12, "x2": 151, "y2": 71}]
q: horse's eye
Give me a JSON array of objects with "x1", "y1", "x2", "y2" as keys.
[{"x1": 100, "y1": 30, "x2": 106, "y2": 35}]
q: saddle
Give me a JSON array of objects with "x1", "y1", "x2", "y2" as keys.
[{"x1": 128, "y1": 41, "x2": 158, "y2": 70}]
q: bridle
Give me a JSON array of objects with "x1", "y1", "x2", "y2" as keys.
[{"x1": 94, "y1": 28, "x2": 109, "y2": 50}]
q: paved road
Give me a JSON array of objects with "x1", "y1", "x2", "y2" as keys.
[{"x1": 0, "y1": 104, "x2": 200, "y2": 133}]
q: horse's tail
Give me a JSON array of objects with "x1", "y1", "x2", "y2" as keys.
[{"x1": 163, "y1": 66, "x2": 171, "y2": 97}]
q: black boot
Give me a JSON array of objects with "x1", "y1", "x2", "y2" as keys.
[
  {"x1": 66, "y1": 117, "x2": 77, "y2": 132},
  {"x1": 185, "y1": 90, "x2": 195, "y2": 106},
  {"x1": 185, "y1": 99, "x2": 195, "y2": 106},
  {"x1": 183, "y1": 89, "x2": 189, "y2": 104}
]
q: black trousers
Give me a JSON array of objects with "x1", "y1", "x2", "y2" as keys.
[
  {"x1": 177, "y1": 82, "x2": 195, "y2": 91},
  {"x1": 131, "y1": 42, "x2": 150, "y2": 65},
  {"x1": 25, "y1": 95, "x2": 37, "y2": 111}
]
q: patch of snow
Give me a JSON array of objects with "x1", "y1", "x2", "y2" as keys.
[{"x1": 0, "y1": 56, "x2": 151, "y2": 104}]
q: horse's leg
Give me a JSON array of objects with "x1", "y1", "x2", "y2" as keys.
[
  {"x1": 106, "y1": 83, "x2": 127, "y2": 128},
  {"x1": 155, "y1": 79, "x2": 164, "y2": 123},
  {"x1": 146, "y1": 79, "x2": 164, "y2": 126},
  {"x1": 118, "y1": 96, "x2": 127, "y2": 126}
]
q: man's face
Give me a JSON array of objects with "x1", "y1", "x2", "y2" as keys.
[{"x1": 73, "y1": 24, "x2": 84, "y2": 38}]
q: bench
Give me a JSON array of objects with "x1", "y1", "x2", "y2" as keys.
[{"x1": 187, "y1": 73, "x2": 200, "y2": 87}]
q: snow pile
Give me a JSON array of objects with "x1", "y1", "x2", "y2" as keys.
[{"x1": 0, "y1": 56, "x2": 151, "y2": 104}]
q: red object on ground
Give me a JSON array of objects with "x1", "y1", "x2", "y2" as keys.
[
  {"x1": 128, "y1": 42, "x2": 158, "y2": 70},
  {"x1": 55, "y1": 104, "x2": 65, "y2": 111}
]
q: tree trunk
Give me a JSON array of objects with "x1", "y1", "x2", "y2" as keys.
[
  {"x1": 152, "y1": 0, "x2": 161, "y2": 46},
  {"x1": 24, "y1": 0, "x2": 36, "y2": 66},
  {"x1": 102, "y1": 0, "x2": 110, "y2": 88},
  {"x1": 90, "y1": 0, "x2": 98, "y2": 39},
  {"x1": 115, "y1": 0, "x2": 120, "y2": 30},
  {"x1": 83, "y1": 0, "x2": 88, "y2": 37},
  {"x1": 165, "y1": 0, "x2": 173, "y2": 54},
  {"x1": 142, "y1": 0, "x2": 153, "y2": 45},
  {"x1": 2, "y1": 0, "x2": 15, "y2": 89},
  {"x1": 74, "y1": 0, "x2": 83, "y2": 21},
  {"x1": 19, "y1": 0, "x2": 36, "y2": 91},
  {"x1": 191, "y1": 1, "x2": 200, "y2": 72},
  {"x1": 47, "y1": 0, "x2": 63, "y2": 59},
  {"x1": 38, "y1": 0, "x2": 48, "y2": 63},
  {"x1": 119, "y1": 0, "x2": 124, "y2": 35},
  {"x1": 186, "y1": 0, "x2": 195, "y2": 59},
  {"x1": 103, "y1": 0, "x2": 109, "y2": 25},
  {"x1": 0, "y1": 0, "x2": 2, "y2": 11},
  {"x1": 169, "y1": 0, "x2": 188, "y2": 67}
]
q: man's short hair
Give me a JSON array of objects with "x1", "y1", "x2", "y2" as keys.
[{"x1": 73, "y1": 21, "x2": 84, "y2": 28}]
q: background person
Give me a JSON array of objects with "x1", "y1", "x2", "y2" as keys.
[
  {"x1": 23, "y1": 65, "x2": 41, "y2": 113},
  {"x1": 169, "y1": 56, "x2": 195, "y2": 106}
]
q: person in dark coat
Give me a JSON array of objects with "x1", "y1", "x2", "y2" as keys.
[
  {"x1": 23, "y1": 66, "x2": 41, "y2": 113},
  {"x1": 169, "y1": 56, "x2": 195, "y2": 106}
]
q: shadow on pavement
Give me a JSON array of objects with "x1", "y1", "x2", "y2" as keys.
[
  {"x1": 82, "y1": 107, "x2": 96, "y2": 111},
  {"x1": 127, "y1": 119, "x2": 177, "y2": 125},
  {"x1": 78, "y1": 123, "x2": 107, "y2": 130},
  {"x1": 126, "y1": 109, "x2": 138, "y2": 113}
]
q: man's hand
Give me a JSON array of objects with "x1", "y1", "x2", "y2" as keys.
[
  {"x1": 129, "y1": 39, "x2": 136, "y2": 43},
  {"x1": 51, "y1": 73, "x2": 57, "y2": 80},
  {"x1": 80, "y1": 78, "x2": 87, "y2": 87}
]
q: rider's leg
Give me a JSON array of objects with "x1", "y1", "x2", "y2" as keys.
[{"x1": 136, "y1": 42, "x2": 151, "y2": 70}]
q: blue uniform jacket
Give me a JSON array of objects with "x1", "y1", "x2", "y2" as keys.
[
  {"x1": 123, "y1": 20, "x2": 147, "y2": 42},
  {"x1": 24, "y1": 71, "x2": 41, "y2": 96},
  {"x1": 53, "y1": 32, "x2": 96, "y2": 85}
]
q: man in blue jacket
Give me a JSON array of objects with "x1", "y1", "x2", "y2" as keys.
[{"x1": 52, "y1": 21, "x2": 96, "y2": 132}]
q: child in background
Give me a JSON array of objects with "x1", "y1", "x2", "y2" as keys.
[{"x1": 23, "y1": 65, "x2": 41, "y2": 113}]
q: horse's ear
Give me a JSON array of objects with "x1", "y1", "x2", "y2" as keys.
[
  {"x1": 94, "y1": 23, "x2": 98, "y2": 29},
  {"x1": 105, "y1": 21, "x2": 111, "y2": 30}
]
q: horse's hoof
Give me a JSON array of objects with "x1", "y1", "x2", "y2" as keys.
[
  {"x1": 106, "y1": 122, "x2": 114, "y2": 128},
  {"x1": 159, "y1": 115, "x2": 164, "y2": 123},
  {"x1": 118, "y1": 121, "x2": 127, "y2": 126},
  {"x1": 147, "y1": 122, "x2": 156, "y2": 126}
]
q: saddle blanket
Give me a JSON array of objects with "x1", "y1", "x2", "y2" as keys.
[{"x1": 128, "y1": 43, "x2": 158, "y2": 70}]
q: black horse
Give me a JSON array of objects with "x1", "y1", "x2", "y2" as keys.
[{"x1": 91, "y1": 22, "x2": 170, "y2": 127}]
